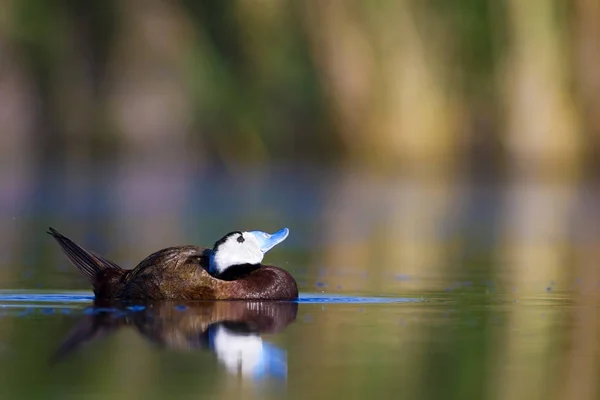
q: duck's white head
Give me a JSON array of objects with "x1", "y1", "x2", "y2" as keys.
[{"x1": 209, "y1": 228, "x2": 289, "y2": 276}]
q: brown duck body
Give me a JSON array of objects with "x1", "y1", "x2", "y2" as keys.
[{"x1": 48, "y1": 229, "x2": 298, "y2": 301}]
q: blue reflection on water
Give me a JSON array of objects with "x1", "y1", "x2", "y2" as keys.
[
  {"x1": 297, "y1": 294, "x2": 420, "y2": 303},
  {"x1": 0, "y1": 291, "x2": 420, "y2": 307},
  {"x1": 0, "y1": 291, "x2": 93, "y2": 304}
]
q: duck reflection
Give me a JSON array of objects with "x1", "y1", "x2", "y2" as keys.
[{"x1": 54, "y1": 301, "x2": 297, "y2": 379}]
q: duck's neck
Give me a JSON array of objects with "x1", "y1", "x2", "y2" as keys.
[{"x1": 212, "y1": 263, "x2": 261, "y2": 281}]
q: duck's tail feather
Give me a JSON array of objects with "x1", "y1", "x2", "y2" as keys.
[{"x1": 47, "y1": 227, "x2": 123, "y2": 283}]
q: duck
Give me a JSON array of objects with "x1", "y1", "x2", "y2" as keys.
[{"x1": 47, "y1": 227, "x2": 298, "y2": 301}]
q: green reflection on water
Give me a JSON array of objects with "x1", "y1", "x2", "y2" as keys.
[
  {"x1": 0, "y1": 291, "x2": 583, "y2": 400},
  {"x1": 1, "y1": 168, "x2": 599, "y2": 399}
]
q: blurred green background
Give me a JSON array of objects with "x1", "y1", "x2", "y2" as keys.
[
  {"x1": 3, "y1": 0, "x2": 600, "y2": 173},
  {"x1": 2, "y1": 0, "x2": 600, "y2": 291},
  {"x1": 2, "y1": 1, "x2": 600, "y2": 399}
]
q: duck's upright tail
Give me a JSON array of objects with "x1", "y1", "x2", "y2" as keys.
[{"x1": 47, "y1": 227, "x2": 126, "y2": 298}]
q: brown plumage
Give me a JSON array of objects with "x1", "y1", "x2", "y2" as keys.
[{"x1": 47, "y1": 228, "x2": 298, "y2": 301}]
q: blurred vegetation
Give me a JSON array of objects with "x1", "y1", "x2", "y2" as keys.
[{"x1": 1, "y1": 0, "x2": 599, "y2": 174}]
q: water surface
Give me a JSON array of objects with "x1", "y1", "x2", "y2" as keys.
[
  {"x1": 2, "y1": 167, "x2": 600, "y2": 399},
  {"x1": 0, "y1": 289, "x2": 588, "y2": 400}
]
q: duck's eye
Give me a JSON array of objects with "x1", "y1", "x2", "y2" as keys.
[{"x1": 237, "y1": 235, "x2": 245, "y2": 243}]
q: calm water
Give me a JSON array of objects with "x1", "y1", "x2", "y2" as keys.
[
  {"x1": 0, "y1": 290, "x2": 588, "y2": 400},
  {"x1": 2, "y1": 166, "x2": 600, "y2": 399}
]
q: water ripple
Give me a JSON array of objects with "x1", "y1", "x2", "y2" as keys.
[
  {"x1": 297, "y1": 294, "x2": 420, "y2": 304},
  {"x1": 0, "y1": 290, "x2": 418, "y2": 307}
]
